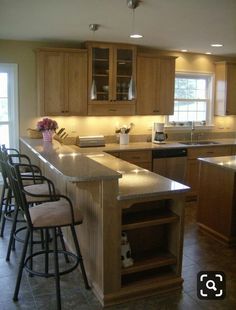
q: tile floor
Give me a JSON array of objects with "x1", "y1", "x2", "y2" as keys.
[{"x1": 0, "y1": 205, "x2": 236, "y2": 309}]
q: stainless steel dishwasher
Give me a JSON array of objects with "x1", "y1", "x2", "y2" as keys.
[{"x1": 152, "y1": 148, "x2": 187, "y2": 183}]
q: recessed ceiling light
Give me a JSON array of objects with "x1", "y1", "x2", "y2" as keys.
[
  {"x1": 130, "y1": 34, "x2": 143, "y2": 39},
  {"x1": 206, "y1": 52, "x2": 212, "y2": 55},
  {"x1": 211, "y1": 43, "x2": 223, "y2": 47},
  {"x1": 181, "y1": 49, "x2": 188, "y2": 52}
]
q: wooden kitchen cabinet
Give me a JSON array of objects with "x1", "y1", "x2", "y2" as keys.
[
  {"x1": 137, "y1": 54, "x2": 176, "y2": 115},
  {"x1": 119, "y1": 150, "x2": 152, "y2": 170},
  {"x1": 36, "y1": 48, "x2": 87, "y2": 116},
  {"x1": 86, "y1": 42, "x2": 136, "y2": 116},
  {"x1": 106, "y1": 150, "x2": 152, "y2": 170},
  {"x1": 215, "y1": 61, "x2": 236, "y2": 115},
  {"x1": 185, "y1": 145, "x2": 232, "y2": 196},
  {"x1": 198, "y1": 158, "x2": 236, "y2": 246},
  {"x1": 121, "y1": 199, "x2": 184, "y2": 292}
]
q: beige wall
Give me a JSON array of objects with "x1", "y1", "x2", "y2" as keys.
[{"x1": 0, "y1": 39, "x2": 236, "y2": 138}]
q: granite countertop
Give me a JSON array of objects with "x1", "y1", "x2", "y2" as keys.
[
  {"x1": 199, "y1": 155, "x2": 236, "y2": 171},
  {"x1": 21, "y1": 138, "x2": 121, "y2": 182},
  {"x1": 21, "y1": 137, "x2": 190, "y2": 200},
  {"x1": 87, "y1": 152, "x2": 189, "y2": 200},
  {"x1": 70, "y1": 138, "x2": 236, "y2": 153}
]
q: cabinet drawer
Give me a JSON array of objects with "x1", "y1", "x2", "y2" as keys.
[
  {"x1": 88, "y1": 104, "x2": 135, "y2": 116},
  {"x1": 120, "y1": 150, "x2": 152, "y2": 163},
  {"x1": 187, "y1": 146, "x2": 232, "y2": 159}
]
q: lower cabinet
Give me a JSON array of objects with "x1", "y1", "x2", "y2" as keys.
[
  {"x1": 107, "y1": 150, "x2": 152, "y2": 170},
  {"x1": 185, "y1": 145, "x2": 232, "y2": 197},
  {"x1": 121, "y1": 199, "x2": 183, "y2": 288}
]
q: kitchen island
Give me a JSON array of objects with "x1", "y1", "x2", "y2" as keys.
[
  {"x1": 198, "y1": 155, "x2": 236, "y2": 246},
  {"x1": 20, "y1": 137, "x2": 189, "y2": 306}
]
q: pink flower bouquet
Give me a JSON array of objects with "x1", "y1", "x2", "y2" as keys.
[{"x1": 37, "y1": 118, "x2": 58, "y2": 132}]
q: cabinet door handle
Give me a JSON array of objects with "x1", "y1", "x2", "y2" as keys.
[
  {"x1": 153, "y1": 110, "x2": 160, "y2": 113},
  {"x1": 206, "y1": 151, "x2": 214, "y2": 154},
  {"x1": 109, "y1": 109, "x2": 117, "y2": 112}
]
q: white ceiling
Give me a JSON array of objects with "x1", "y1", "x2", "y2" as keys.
[{"x1": 0, "y1": 0, "x2": 236, "y2": 56}]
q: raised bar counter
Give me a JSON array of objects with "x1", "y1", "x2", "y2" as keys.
[{"x1": 20, "y1": 137, "x2": 189, "y2": 306}]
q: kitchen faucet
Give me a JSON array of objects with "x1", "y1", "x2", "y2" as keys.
[{"x1": 190, "y1": 121, "x2": 195, "y2": 142}]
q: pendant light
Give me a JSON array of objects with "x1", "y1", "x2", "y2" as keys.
[
  {"x1": 127, "y1": 0, "x2": 142, "y2": 100},
  {"x1": 127, "y1": 0, "x2": 143, "y2": 39},
  {"x1": 89, "y1": 24, "x2": 99, "y2": 100}
]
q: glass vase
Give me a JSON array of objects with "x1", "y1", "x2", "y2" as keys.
[{"x1": 42, "y1": 130, "x2": 53, "y2": 142}]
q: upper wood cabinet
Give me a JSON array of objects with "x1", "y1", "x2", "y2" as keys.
[
  {"x1": 136, "y1": 54, "x2": 176, "y2": 115},
  {"x1": 86, "y1": 42, "x2": 136, "y2": 116},
  {"x1": 36, "y1": 48, "x2": 87, "y2": 116},
  {"x1": 215, "y1": 61, "x2": 236, "y2": 115}
]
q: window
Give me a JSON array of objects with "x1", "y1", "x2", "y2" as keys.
[
  {"x1": 167, "y1": 72, "x2": 213, "y2": 126},
  {"x1": 0, "y1": 64, "x2": 19, "y2": 149}
]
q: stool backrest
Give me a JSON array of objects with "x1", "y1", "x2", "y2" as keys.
[
  {"x1": 0, "y1": 145, "x2": 21, "y2": 187},
  {"x1": 0, "y1": 145, "x2": 9, "y2": 187},
  {"x1": 6, "y1": 162, "x2": 33, "y2": 227}
]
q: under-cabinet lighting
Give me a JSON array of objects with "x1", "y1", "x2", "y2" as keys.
[
  {"x1": 181, "y1": 49, "x2": 188, "y2": 52},
  {"x1": 130, "y1": 33, "x2": 143, "y2": 39},
  {"x1": 206, "y1": 52, "x2": 212, "y2": 55},
  {"x1": 211, "y1": 43, "x2": 223, "y2": 47}
]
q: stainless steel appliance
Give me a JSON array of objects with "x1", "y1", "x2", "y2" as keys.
[
  {"x1": 152, "y1": 122, "x2": 167, "y2": 144},
  {"x1": 152, "y1": 148, "x2": 187, "y2": 183}
]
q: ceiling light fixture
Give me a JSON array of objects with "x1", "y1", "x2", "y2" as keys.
[
  {"x1": 211, "y1": 43, "x2": 223, "y2": 47},
  {"x1": 127, "y1": 0, "x2": 143, "y2": 39},
  {"x1": 89, "y1": 24, "x2": 100, "y2": 100}
]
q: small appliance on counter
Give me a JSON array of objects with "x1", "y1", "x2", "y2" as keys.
[
  {"x1": 77, "y1": 135, "x2": 105, "y2": 147},
  {"x1": 152, "y1": 122, "x2": 168, "y2": 144}
]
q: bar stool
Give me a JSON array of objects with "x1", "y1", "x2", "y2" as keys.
[
  {"x1": 0, "y1": 146, "x2": 39, "y2": 237},
  {"x1": 0, "y1": 146, "x2": 20, "y2": 235},
  {"x1": 8, "y1": 162, "x2": 90, "y2": 310},
  {"x1": 0, "y1": 148, "x2": 65, "y2": 262},
  {"x1": 4, "y1": 154, "x2": 68, "y2": 265}
]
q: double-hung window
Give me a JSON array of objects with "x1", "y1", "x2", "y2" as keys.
[
  {"x1": 0, "y1": 64, "x2": 19, "y2": 149},
  {"x1": 167, "y1": 72, "x2": 214, "y2": 126}
]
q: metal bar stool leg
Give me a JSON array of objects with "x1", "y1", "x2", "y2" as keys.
[
  {"x1": 29, "y1": 229, "x2": 34, "y2": 277},
  {"x1": 6, "y1": 204, "x2": 20, "y2": 261},
  {"x1": 70, "y1": 225, "x2": 90, "y2": 289},
  {"x1": 40, "y1": 229, "x2": 45, "y2": 250},
  {"x1": 53, "y1": 227, "x2": 61, "y2": 310},
  {"x1": 58, "y1": 227, "x2": 70, "y2": 263},
  {"x1": 13, "y1": 229, "x2": 30, "y2": 302},
  {"x1": 0, "y1": 183, "x2": 7, "y2": 222},
  {"x1": 45, "y1": 228, "x2": 49, "y2": 275},
  {"x1": 0, "y1": 188, "x2": 12, "y2": 237}
]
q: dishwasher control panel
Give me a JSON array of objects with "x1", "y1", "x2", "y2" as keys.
[{"x1": 152, "y1": 148, "x2": 187, "y2": 158}]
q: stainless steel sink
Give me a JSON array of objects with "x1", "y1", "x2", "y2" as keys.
[{"x1": 178, "y1": 141, "x2": 219, "y2": 146}]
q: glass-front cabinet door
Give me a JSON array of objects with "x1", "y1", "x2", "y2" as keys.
[
  {"x1": 92, "y1": 46, "x2": 111, "y2": 102},
  {"x1": 114, "y1": 47, "x2": 136, "y2": 102},
  {"x1": 87, "y1": 42, "x2": 136, "y2": 115}
]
